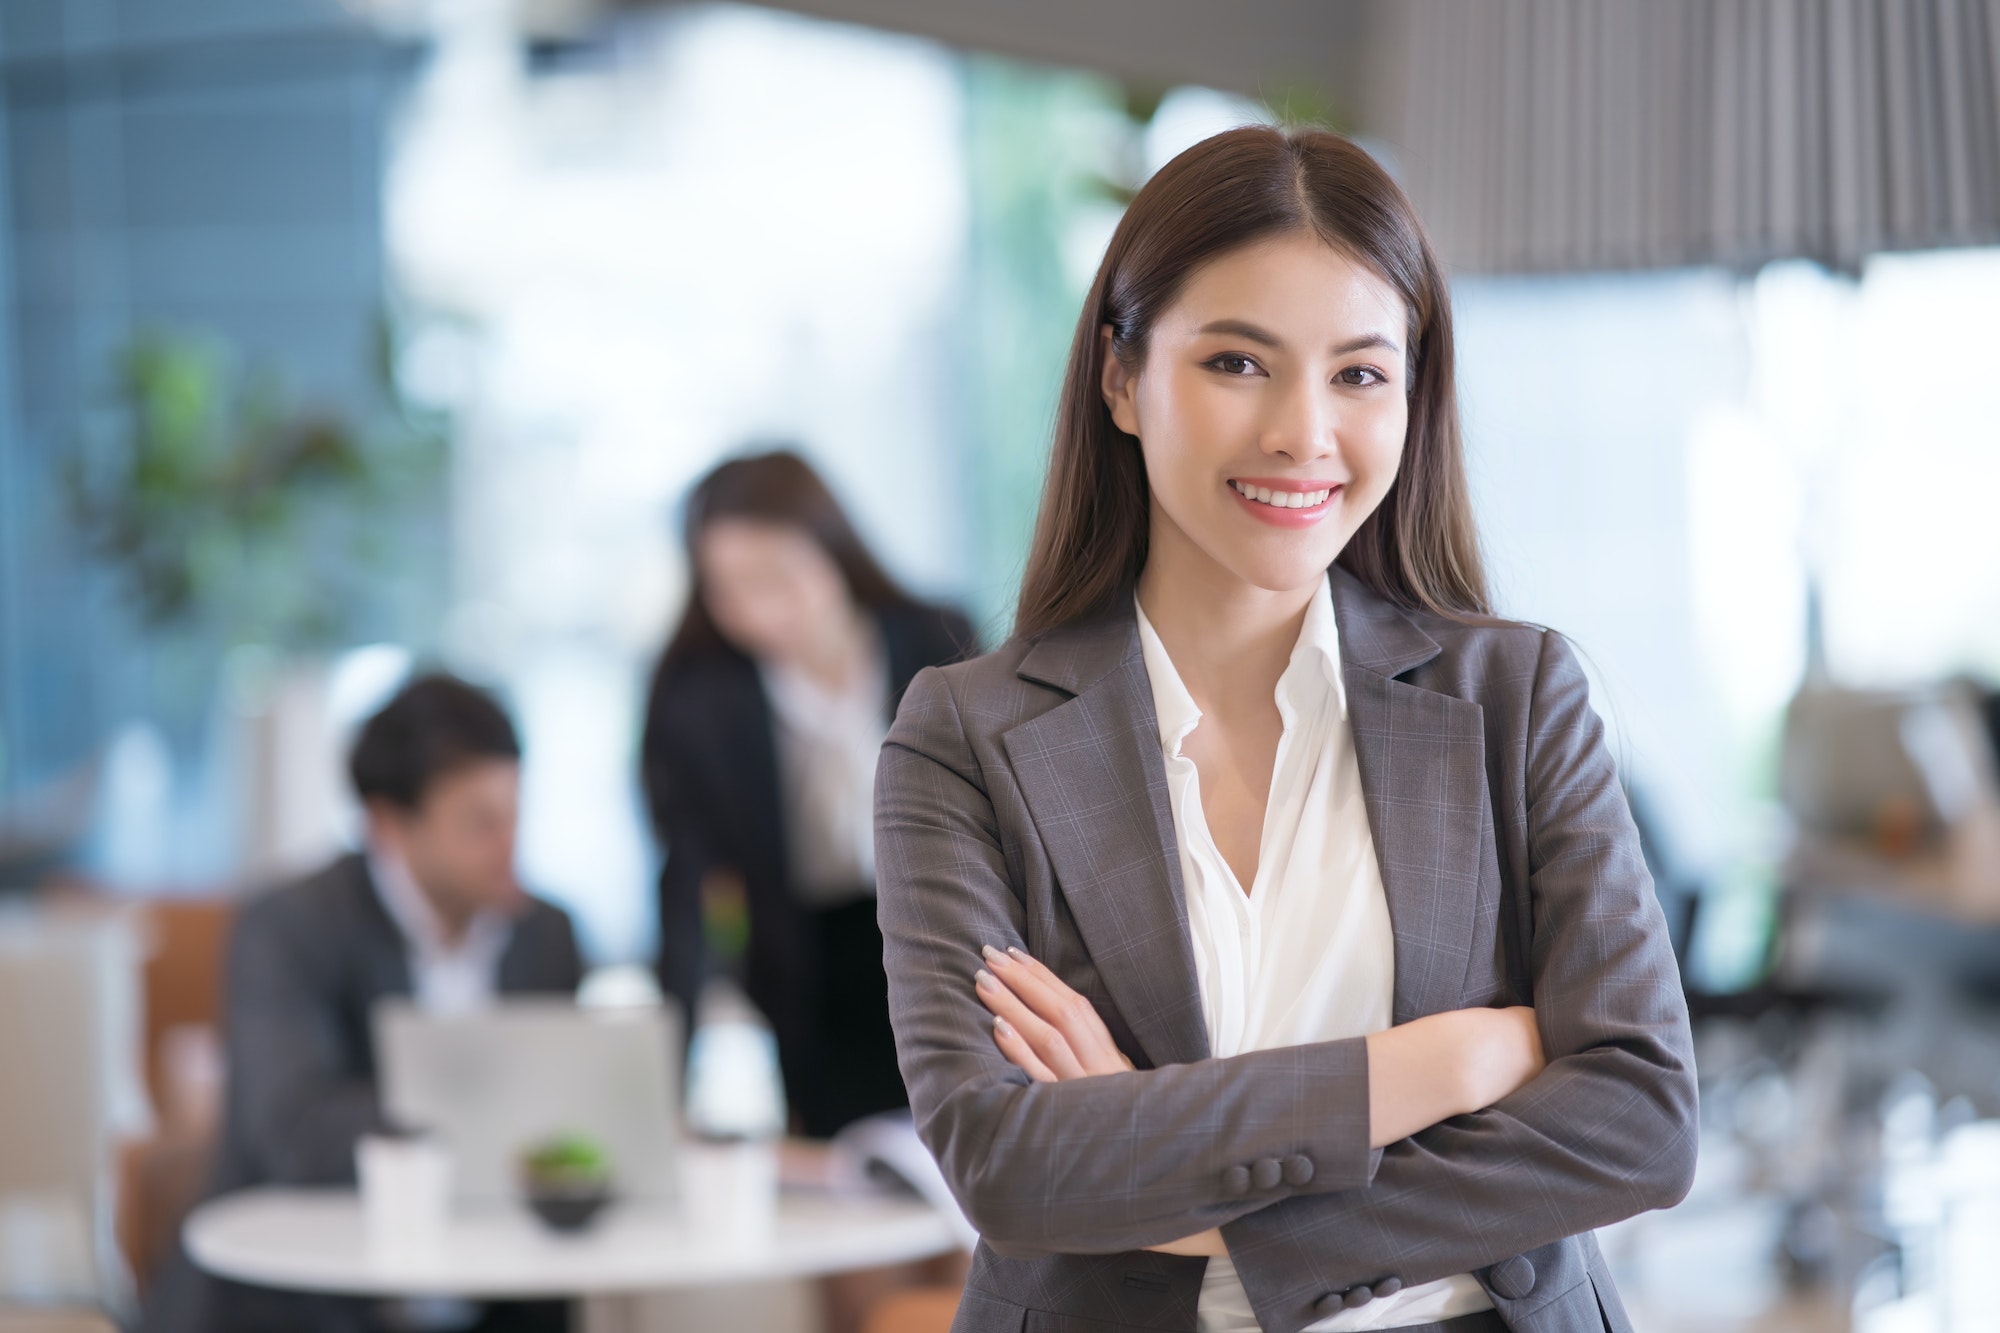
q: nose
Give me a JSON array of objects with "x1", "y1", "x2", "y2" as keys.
[{"x1": 1258, "y1": 371, "x2": 1338, "y2": 465}]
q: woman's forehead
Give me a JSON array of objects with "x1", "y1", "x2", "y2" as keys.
[
  {"x1": 1163, "y1": 233, "x2": 1408, "y2": 347},
  {"x1": 700, "y1": 517, "x2": 821, "y2": 566}
]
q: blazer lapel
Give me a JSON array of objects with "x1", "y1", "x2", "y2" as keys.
[
  {"x1": 997, "y1": 574, "x2": 1489, "y2": 1061},
  {"x1": 1001, "y1": 611, "x2": 1211, "y2": 1069},
  {"x1": 342, "y1": 856, "x2": 415, "y2": 1044},
  {"x1": 1332, "y1": 568, "x2": 1489, "y2": 1024}
]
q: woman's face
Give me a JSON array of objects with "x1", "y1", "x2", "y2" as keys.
[
  {"x1": 698, "y1": 518, "x2": 851, "y2": 664},
  {"x1": 1103, "y1": 230, "x2": 1411, "y2": 598}
]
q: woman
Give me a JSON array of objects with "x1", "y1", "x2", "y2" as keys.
[
  {"x1": 874, "y1": 128, "x2": 1697, "y2": 1333},
  {"x1": 643, "y1": 449, "x2": 974, "y2": 1139}
]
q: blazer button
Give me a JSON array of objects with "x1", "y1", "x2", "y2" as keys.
[
  {"x1": 1251, "y1": 1158, "x2": 1282, "y2": 1190},
  {"x1": 1490, "y1": 1255, "x2": 1536, "y2": 1300},
  {"x1": 1222, "y1": 1165, "x2": 1252, "y2": 1195},
  {"x1": 1281, "y1": 1154, "x2": 1314, "y2": 1186},
  {"x1": 1374, "y1": 1276, "x2": 1403, "y2": 1298},
  {"x1": 1312, "y1": 1291, "x2": 1346, "y2": 1318},
  {"x1": 1342, "y1": 1285, "x2": 1374, "y2": 1309}
]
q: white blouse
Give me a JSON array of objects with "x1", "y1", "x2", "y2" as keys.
[
  {"x1": 367, "y1": 847, "x2": 512, "y2": 1016},
  {"x1": 759, "y1": 631, "x2": 891, "y2": 905},
  {"x1": 1135, "y1": 581, "x2": 1490, "y2": 1332}
]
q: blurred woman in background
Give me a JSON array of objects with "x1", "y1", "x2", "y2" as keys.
[{"x1": 643, "y1": 448, "x2": 974, "y2": 1139}]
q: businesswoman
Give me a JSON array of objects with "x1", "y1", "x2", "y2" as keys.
[
  {"x1": 874, "y1": 127, "x2": 1697, "y2": 1333},
  {"x1": 643, "y1": 449, "x2": 974, "y2": 1138}
]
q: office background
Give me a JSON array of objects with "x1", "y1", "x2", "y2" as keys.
[{"x1": 5, "y1": 2, "x2": 2000, "y2": 1331}]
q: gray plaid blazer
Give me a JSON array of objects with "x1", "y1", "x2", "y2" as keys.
[{"x1": 874, "y1": 568, "x2": 1698, "y2": 1333}]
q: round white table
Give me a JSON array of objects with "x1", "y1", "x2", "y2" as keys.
[{"x1": 185, "y1": 1187, "x2": 960, "y2": 1300}]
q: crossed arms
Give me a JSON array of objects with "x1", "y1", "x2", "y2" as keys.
[{"x1": 872, "y1": 629, "x2": 1697, "y2": 1286}]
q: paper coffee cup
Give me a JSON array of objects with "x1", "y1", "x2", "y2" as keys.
[
  {"x1": 679, "y1": 1138, "x2": 779, "y2": 1244},
  {"x1": 357, "y1": 1133, "x2": 452, "y2": 1259}
]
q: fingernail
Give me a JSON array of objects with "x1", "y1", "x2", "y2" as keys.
[
  {"x1": 982, "y1": 945, "x2": 1009, "y2": 966},
  {"x1": 1006, "y1": 947, "x2": 1030, "y2": 962},
  {"x1": 975, "y1": 968, "x2": 998, "y2": 990},
  {"x1": 993, "y1": 1016, "x2": 1014, "y2": 1037}
]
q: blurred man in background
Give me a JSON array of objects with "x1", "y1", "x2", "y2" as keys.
[{"x1": 142, "y1": 674, "x2": 583, "y2": 1333}]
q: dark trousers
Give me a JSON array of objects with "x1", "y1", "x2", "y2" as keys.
[{"x1": 778, "y1": 895, "x2": 909, "y2": 1139}]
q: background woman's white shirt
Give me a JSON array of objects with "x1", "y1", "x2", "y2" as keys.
[
  {"x1": 1134, "y1": 581, "x2": 1492, "y2": 1332},
  {"x1": 758, "y1": 629, "x2": 891, "y2": 904}
]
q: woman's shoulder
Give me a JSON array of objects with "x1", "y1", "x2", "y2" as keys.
[
  {"x1": 1331, "y1": 565, "x2": 1559, "y2": 678},
  {"x1": 650, "y1": 642, "x2": 755, "y2": 694},
  {"x1": 1389, "y1": 600, "x2": 1591, "y2": 725},
  {"x1": 643, "y1": 642, "x2": 762, "y2": 744},
  {"x1": 900, "y1": 633, "x2": 1046, "y2": 707},
  {"x1": 887, "y1": 631, "x2": 1083, "y2": 755},
  {"x1": 1417, "y1": 607, "x2": 1551, "y2": 671}
]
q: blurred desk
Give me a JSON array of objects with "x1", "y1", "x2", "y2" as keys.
[
  {"x1": 1787, "y1": 835, "x2": 2000, "y2": 927},
  {"x1": 184, "y1": 1187, "x2": 959, "y2": 1300}
]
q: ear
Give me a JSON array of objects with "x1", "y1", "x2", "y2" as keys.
[
  {"x1": 1098, "y1": 325, "x2": 1142, "y2": 438},
  {"x1": 363, "y1": 797, "x2": 410, "y2": 851}
]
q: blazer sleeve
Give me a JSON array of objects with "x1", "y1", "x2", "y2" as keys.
[
  {"x1": 876, "y1": 665, "x2": 1378, "y2": 1257},
  {"x1": 224, "y1": 900, "x2": 388, "y2": 1185},
  {"x1": 517, "y1": 901, "x2": 586, "y2": 993},
  {"x1": 641, "y1": 679, "x2": 710, "y2": 1034},
  {"x1": 1220, "y1": 629, "x2": 1700, "y2": 1305},
  {"x1": 552, "y1": 908, "x2": 585, "y2": 991}
]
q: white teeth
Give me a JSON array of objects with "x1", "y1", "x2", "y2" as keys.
[{"x1": 1231, "y1": 481, "x2": 1336, "y2": 508}]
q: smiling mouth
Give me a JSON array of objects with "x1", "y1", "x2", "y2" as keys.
[{"x1": 1228, "y1": 479, "x2": 1337, "y2": 510}]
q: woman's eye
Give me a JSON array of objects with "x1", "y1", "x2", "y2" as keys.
[
  {"x1": 1337, "y1": 365, "x2": 1387, "y2": 387},
  {"x1": 1207, "y1": 353, "x2": 1262, "y2": 376}
]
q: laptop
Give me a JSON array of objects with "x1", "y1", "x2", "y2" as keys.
[{"x1": 374, "y1": 997, "x2": 681, "y2": 1205}]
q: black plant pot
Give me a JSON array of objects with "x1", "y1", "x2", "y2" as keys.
[{"x1": 525, "y1": 1184, "x2": 613, "y2": 1234}]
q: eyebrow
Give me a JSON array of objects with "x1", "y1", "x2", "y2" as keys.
[{"x1": 1195, "y1": 319, "x2": 1402, "y2": 358}]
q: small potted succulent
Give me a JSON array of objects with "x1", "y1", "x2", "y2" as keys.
[{"x1": 519, "y1": 1134, "x2": 614, "y2": 1233}]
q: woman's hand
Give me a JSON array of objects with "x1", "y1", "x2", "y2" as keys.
[
  {"x1": 972, "y1": 949, "x2": 1542, "y2": 1255},
  {"x1": 974, "y1": 943, "x2": 1545, "y2": 1127},
  {"x1": 1364, "y1": 1005, "x2": 1545, "y2": 1147},
  {"x1": 1468, "y1": 1005, "x2": 1546, "y2": 1105},
  {"x1": 973, "y1": 945, "x2": 1134, "y2": 1080},
  {"x1": 973, "y1": 946, "x2": 1225, "y2": 1256}
]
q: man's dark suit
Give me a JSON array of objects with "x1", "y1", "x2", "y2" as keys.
[{"x1": 140, "y1": 853, "x2": 584, "y2": 1333}]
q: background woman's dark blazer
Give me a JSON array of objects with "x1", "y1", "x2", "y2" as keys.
[
  {"x1": 873, "y1": 568, "x2": 1698, "y2": 1333},
  {"x1": 642, "y1": 602, "x2": 975, "y2": 1084}
]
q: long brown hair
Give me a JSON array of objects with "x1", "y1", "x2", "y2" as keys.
[
  {"x1": 1014, "y1": 125, "x2": 1489, "y2": 638},
  {"x1": 662, "y1": 448, "x2": 920, "y2": 667}
]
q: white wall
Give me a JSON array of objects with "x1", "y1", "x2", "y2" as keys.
[{"x1": 1455, "y1": 250, "x2": 2000, "y2": 895}]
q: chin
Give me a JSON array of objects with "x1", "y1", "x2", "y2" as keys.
[
  {"x1": 1246, "y1": 567, "x2": 1334, "y2": 596},
  {"x1": 1217, "y1": 540, "x2": 1347, "y2": 596}
]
